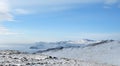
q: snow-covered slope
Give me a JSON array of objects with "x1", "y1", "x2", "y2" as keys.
[
  {"x1": 0, "y1": 50, "x2": 113, "y2": 66},
  {"x1": 40, "y1": 40, "x2": 120, "y2": 66}
]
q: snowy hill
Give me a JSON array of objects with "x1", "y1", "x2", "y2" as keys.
[
  {"x1": 37, "y1": 40, "x2": 120, "y2": 66},
  {"x1": 0, "y1": 50, "x2": 114, "y2": 66}
]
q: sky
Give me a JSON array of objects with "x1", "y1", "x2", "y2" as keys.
[{"x1": 0, "y1": 0, "x2": 120, "y2": 44}]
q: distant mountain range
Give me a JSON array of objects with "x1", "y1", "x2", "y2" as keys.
[
  {"x1": 31, "y1": 39, "x2": 120, "y2": 66},
  {"x1": 30, "y1": 39, "x2": 114, "y2": 53}
]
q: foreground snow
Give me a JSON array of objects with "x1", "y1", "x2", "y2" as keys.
[{"x1": 0, "y1": 50, "x2": 115, "y2": 66}]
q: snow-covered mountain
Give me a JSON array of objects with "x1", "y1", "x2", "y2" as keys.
[
  {"x1": 29, "y1": 39, "x2": 120, "y2": 66},
  {"x1": 30, "y1": 39, "x2": 113, "y2": 53},
  {"x1": 39, "y1": 40, "x2": 119, "y2": 66},
  {"x1": 29, "y1": 39, "x2": 114, "y2": 53}
]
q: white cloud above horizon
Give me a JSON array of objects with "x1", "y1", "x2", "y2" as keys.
[
  {"x1": 0, "y1": 26, "x2": 19, "y2": 35},
  {"x1": 0, "y1": 0, "x2": 14, "y2": 22},
  {"x1": 104, "y1": 0, "x2": 119, "y2": 5}
]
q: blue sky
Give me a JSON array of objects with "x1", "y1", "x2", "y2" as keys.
[{"x1": 0, "y1": 0, "x2": 120, "y2": 44}]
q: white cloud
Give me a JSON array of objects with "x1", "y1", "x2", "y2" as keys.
[
  {"x1": 0, "y1": 26, "x2": 18, "y2": 35},
  {"x1": 0, "y1": 0, "x2": 14, "y2": 21},
  {"x1": 103, "y1": 6, "x2": 111, "y2": 9},
  {"x1": 14, "y1": 9, "x2": 31, "y2": 15},
  {"x1": 104, "y1": 0, "x2": 118, "y2": 5}
]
